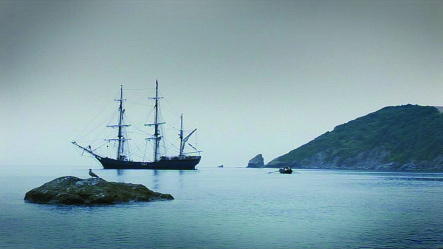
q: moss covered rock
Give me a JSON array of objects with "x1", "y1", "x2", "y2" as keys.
[{"x1": 24, "y1": 176, "x2": 173, "y2": 205}]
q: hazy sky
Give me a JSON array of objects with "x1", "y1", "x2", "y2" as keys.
[{"x1": 1, "y1": 0, "x2": 442, "y2": 168}]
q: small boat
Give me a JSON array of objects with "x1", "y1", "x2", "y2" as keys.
[
  {"x1": 217, "y1": 165, "x2": 224, "y2": 168},
  {"x1": 279, "y1": 167, "x2": 293, "y2": 174}
]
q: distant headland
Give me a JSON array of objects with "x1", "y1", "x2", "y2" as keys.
[{"x1": 266, "y1": 105, "x2": 443, "y2": 171}]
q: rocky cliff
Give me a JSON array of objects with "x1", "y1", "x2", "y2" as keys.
[{"x1": 267, "y1": 105, "x2": 443, "y2": 171}]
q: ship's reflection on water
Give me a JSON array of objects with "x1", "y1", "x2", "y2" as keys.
[
  {"x1": 151, "y1": 170, "x2": 186, "y2": 190},
  {"x1": 113, "y1": 168, "x2": 189, "y2": 190}
]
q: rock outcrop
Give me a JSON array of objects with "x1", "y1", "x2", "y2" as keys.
[
  {"x1": 24, "y1": 176, "x2": 173, "y2": 205},
  {"x1": 247, "y1": 154, "x2": 265, "y2": 168}
]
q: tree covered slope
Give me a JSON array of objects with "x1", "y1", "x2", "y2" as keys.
[{"x1": 267, "y1": 105, "x2": 443, "y2": 170}]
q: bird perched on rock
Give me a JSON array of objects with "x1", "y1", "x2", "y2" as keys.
[{"x1": 89, "y1": 169, "x2": 99, "y2": 178}]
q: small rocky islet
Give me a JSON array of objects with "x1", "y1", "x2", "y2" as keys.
[
  {"x1": 247, "y1": 154, "x2": 265, "y2": 168},
  {"x1": 24, "y1": 176, "x2": 173, "y2": 205}
]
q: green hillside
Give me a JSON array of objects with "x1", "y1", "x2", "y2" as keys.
[{"x1": 267, "y1": 105, "x2": 443, "y2": 170}]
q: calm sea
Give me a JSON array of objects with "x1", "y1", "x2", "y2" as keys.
[{"x1": 1, "y1": 165, "x2": 443, "y2": 249}]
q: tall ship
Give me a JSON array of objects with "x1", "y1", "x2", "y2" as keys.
[{"x1": 72, "y1": 81, "x2": 201, "y2": 170}]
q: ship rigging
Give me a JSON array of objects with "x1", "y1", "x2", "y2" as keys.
[{"x1": 72, "y1": 81, "x2": 201, "y2": 170}]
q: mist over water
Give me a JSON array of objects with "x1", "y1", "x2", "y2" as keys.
[{"x1": 1, "y1": 165, "x2": 443, "y2": 248}]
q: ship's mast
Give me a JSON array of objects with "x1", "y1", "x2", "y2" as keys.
[
  {"x1": 105, "y1": 85, "x2": 130, "y2": 161},
  {"x1": 116, "y1": 85, "x2": 125, "y2": 160},
  {"x1": 179, "y1": 114, "x2": 197, "y2": 157},
  {"x1": 145, "y1": 81, "x2": 165, "y2": 162},
  {"x1": 147, "y1": 80, "x2": 164, "y2": 162},
  {"x1": 154, "y1": 81, "x2": 160, "y2": 161},
  {"x1": 179, "y1": 114, "x2": 184, "y2": 157}
]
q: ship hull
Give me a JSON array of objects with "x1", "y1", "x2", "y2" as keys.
[{"x1": 96, "y1": 156, "x2": 201, "y2": 170}]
